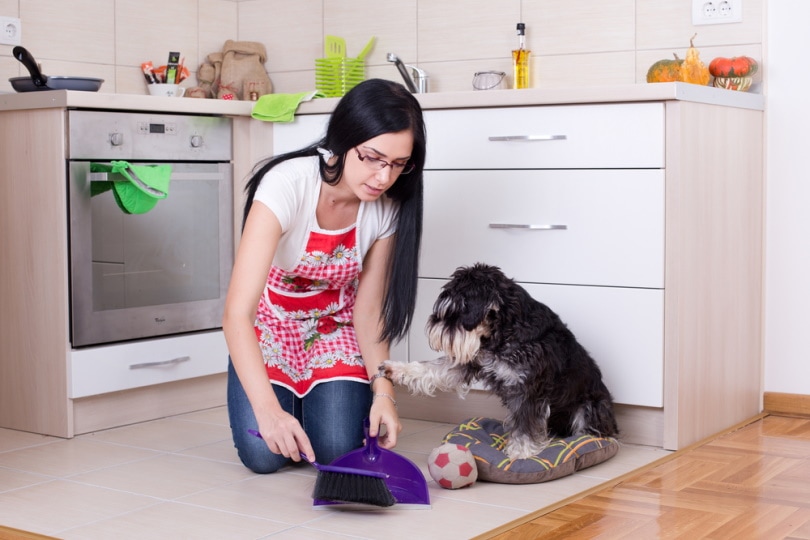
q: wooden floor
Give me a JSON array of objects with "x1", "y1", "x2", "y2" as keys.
[{"x1": 484, "y1": 414, "x2": 810, "y2": 539}]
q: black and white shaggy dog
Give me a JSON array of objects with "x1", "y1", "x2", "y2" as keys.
[{"x1": 382, "y1": 263, "x2": 618, "y2": 460}]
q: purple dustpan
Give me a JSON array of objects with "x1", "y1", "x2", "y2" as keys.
[{"x1": 314, "y1": 418, "x2": 430, "y2": 507}]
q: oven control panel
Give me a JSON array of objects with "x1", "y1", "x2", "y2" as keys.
[{"x1": 67, "y1": 110, "x2": 232, "y2": 162}]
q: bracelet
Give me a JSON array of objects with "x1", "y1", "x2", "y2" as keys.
[
  {"x1": 369, "y1": 371, "x2": 392, "y2": 388},
  {"x1": 373, "y1": 393, "x2": 397, "y2": 409}
]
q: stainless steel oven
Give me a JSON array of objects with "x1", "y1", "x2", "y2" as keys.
[{"x1": 67, "y1": 110, "x2": 233, "y2": 347}]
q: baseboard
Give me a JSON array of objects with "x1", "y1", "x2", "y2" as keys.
[
  {"x1": 398, "y1": 390, "x2": 664, "y2": 447},
  {"x1": 72, "y1": 373, "x2": 227, "y2": 435},
  {"x1": 763, "y1": 392, "x2": 810, "y2": 417}
]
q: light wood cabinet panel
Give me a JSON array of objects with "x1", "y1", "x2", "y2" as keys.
[{"x1": 0, "y1": 108, "x2": 72, "y2": 437}]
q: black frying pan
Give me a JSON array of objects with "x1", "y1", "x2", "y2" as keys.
[{"x1": 9, "y1": 46, "x2": 104, "y2": 92}]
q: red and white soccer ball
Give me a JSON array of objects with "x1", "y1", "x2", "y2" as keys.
[{"x1": 428, "y1": 443, "x2": 478, "y2": 489}]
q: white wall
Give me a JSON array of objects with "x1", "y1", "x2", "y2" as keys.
[{"x1": 764, "y1": 1, "x2": 810, "y2": 394}]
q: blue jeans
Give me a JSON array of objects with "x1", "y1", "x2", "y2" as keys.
[{"x1": 227, "y1": 359, "x2": 372, "y2": 473}]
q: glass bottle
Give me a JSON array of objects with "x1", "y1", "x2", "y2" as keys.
[{"x1": 512, "y1": 23, "x2": 531, "y2": 89}]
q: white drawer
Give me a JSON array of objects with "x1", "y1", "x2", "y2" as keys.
[
  {"x1": 70, "y1": 331, "x2": 228, "y2": 398},
  {"x1": 420, "y1": 169, "x2": 664, "y2": 288},
  {"x1": 409, "y1": 278, "x2": 663, "y2": 408},
  {"x1": 273, "y1": 114, "x2": 329, "y2": 155},
  {"x1": 424, "y1": 103, "x2": 664, "y2": 170}
]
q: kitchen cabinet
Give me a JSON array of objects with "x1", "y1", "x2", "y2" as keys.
[
  {"x1": 1, "y1": 85, "x2": 760, "y2": 447},
  {"x1": 271, "y1": 96, "x2": 763, "y2": 450},
  {"x1": 0, "y1": 95, "x2": 273, "y2": 438},
  {"x1": 418, "y1": 101, "x2": 762, "y2": 450}
]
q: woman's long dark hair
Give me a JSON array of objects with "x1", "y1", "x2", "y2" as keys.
[{"x1": 243, "y1": 79, "x2": 426, "y2": 344}]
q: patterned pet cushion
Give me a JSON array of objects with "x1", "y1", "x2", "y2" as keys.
[{"x1": 441, "y1": 417, "x2": 620, "y2": 484}]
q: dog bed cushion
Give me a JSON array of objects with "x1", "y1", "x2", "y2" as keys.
[{"x1": 441, "y1": 417, "x2": 619, "y2": 484}]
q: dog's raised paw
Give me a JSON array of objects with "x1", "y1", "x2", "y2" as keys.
[{"x1": 380, "y1": 360, "x2": 406, "y2": 383}]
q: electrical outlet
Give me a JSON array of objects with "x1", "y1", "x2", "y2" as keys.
[
  {"x1": 0, "y1": 16, "x2": 22, "y2": 45},
  {"x1": 692, "y1": 0, "x2": 743, "y2": 25}
]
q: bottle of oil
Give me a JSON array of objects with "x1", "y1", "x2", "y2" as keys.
[{"x1": 512, "y1": 23, "x2": 530, "y2": 89}]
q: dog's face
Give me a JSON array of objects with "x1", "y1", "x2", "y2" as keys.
[{"x1": 426, "y1": 263, "x2": 507, "y2": 365}]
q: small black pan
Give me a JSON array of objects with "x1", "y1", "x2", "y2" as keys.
[{"x1": 9, "y1": 46, "x2": 104, "y2": 92}]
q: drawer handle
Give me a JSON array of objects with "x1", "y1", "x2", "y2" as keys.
[
  {"x1": 129, "y1": 356, "x2": 191, "y2": 370},
  {"x1": 487, "y1": 135, "x2": 567, "y2": 142},
  {"x1": 489, "y1": 223, "x2": 568, "y2": 230}
]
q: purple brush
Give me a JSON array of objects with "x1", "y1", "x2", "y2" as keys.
[{"x1": 247, "y1": 429, "x2": 396, "y2": 507}]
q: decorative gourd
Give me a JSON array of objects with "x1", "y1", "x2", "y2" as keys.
[
  {"x1": 709, "y1": 56, "x2": 758, "y2": 78},
  {"x1": 712, "y1": 76, "x2": 753, "y2": 92},
  {"x1": 680, "y1": 34, "x2": 710, "y2": 86},
  {"x1": 646, "y1": 54, "x2": 683, "y2": 83}
]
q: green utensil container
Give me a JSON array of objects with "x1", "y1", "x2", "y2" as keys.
[{"x1": 315, "y1": 57, "x2": 365, "y2": 97}]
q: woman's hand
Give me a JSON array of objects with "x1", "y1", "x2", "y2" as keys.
[
  {"x1": 368, "y1": 391, "x2": 401, "y2": 449},
  {"x1": 256, "y1": 410, "x2": 315, "y2": 463}
]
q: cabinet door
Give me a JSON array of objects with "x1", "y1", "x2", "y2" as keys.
[
  {"x1": 272, "y1": 114, "x2": 330, "y2": 155},
  {"x1": 421, "y1": 169, "x2": 664, "y2": 288},
  {"x1": 408, "y1": 278, "x2": 663, "y2": 407}
]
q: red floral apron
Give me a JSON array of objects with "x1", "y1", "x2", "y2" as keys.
[{"x1": 254, "y1": 224, "x2": 368, "y2": 397}]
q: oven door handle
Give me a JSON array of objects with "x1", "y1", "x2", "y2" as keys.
[{"x1": 88, "y1": 172, "x2": 224, "y2": 182}]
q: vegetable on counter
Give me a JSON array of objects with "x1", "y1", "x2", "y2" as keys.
[
  {"x1": 680, "y1": 34, "x2": 711, "y2": 86},
  {"x1": 646, "y1": 34, "x2": 710, "y2": 86},
  {"x1": 709, "y1": 56, "x2": 758, "y2": 92},
  {"x1": 646, "y1": 54, "x2": 683, "y2": 83},
  {"x1": 709, "y1": 56, "x2": 758, "y2": 78}
]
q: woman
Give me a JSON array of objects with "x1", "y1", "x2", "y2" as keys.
[{"x1": 223, "y1": 79, "x2": 426, "y2": 473}]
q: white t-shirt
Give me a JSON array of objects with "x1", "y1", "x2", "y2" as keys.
[{"x1": 253, "y1": 155, "x2": 399, "y2": 270}]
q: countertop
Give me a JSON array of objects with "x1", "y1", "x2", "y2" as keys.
[{"x1": 0, "y1": 82, "x2": 764, "y2": 117}]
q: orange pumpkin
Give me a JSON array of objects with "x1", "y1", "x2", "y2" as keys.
[
  {"x1": 647, "y1": 54, "x2": 683, "y2": 83},
  {"x1": 709, "y1": 56, "x2": 758, "y2": 78}
]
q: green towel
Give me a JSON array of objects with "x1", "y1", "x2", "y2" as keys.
[
  {"x1": 251, "y1": 90, "x2": 324, "y2": 123},
  {"x1": 90, "y1": 161, "x2": 172, "y2": 214}
]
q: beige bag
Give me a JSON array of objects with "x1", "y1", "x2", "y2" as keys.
[
  {"x1": 190, "y1": 52, "x2": 222, "y2": 98},
  {"x1": 217, "y1": 40, "x2": 273, "y2": 100}
]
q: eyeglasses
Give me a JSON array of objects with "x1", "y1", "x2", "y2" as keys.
[{"x1": 354, "y1": 148, "x2": 414, "y2": 175}]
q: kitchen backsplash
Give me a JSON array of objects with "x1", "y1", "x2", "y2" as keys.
[{"x1": 0, "y1": 0, "x2": 763, "y2": 96}]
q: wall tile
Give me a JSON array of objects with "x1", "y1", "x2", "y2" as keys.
[
  {"x1": 536, "y1": 51, "x2": 636, "y2": 88},
  {"x1": 267, "y1": 69, "x2": 318, "y2": 95},
  {"x1": 0, "y1": 56, "x2": 19, "y2": 94},
  {"x1": 0, "y1": 0, "x2": 18, "y2": 16},
  {"x1": 116, "y1": 0, "x2": 200, "y2": 75},
  {"x1": 522, "y1": 0, "x2": 635, "y2": 55},
  {"x1": 418, "y1": 0, "x2": 520, "y2": 63},
  {"x1": 238, "y1": 0, "x2": 322, "y2": 73},
  {"x1": 324, "y1": 0, "x2": 417, "y2": 70},
  {"x1": 200, "y1": 0, "x2": 239, "y2": 61},
  {"x1": 637, "y1": 0, "x2": 763, "y2": 50},
  {"x1": 21, "y1": 0, "x2": 115, "y2": 64}
]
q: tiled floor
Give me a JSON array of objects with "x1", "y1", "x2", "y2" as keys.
[{"x1": 0, "y1": 407, "x2": 670, "y2": 539}]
